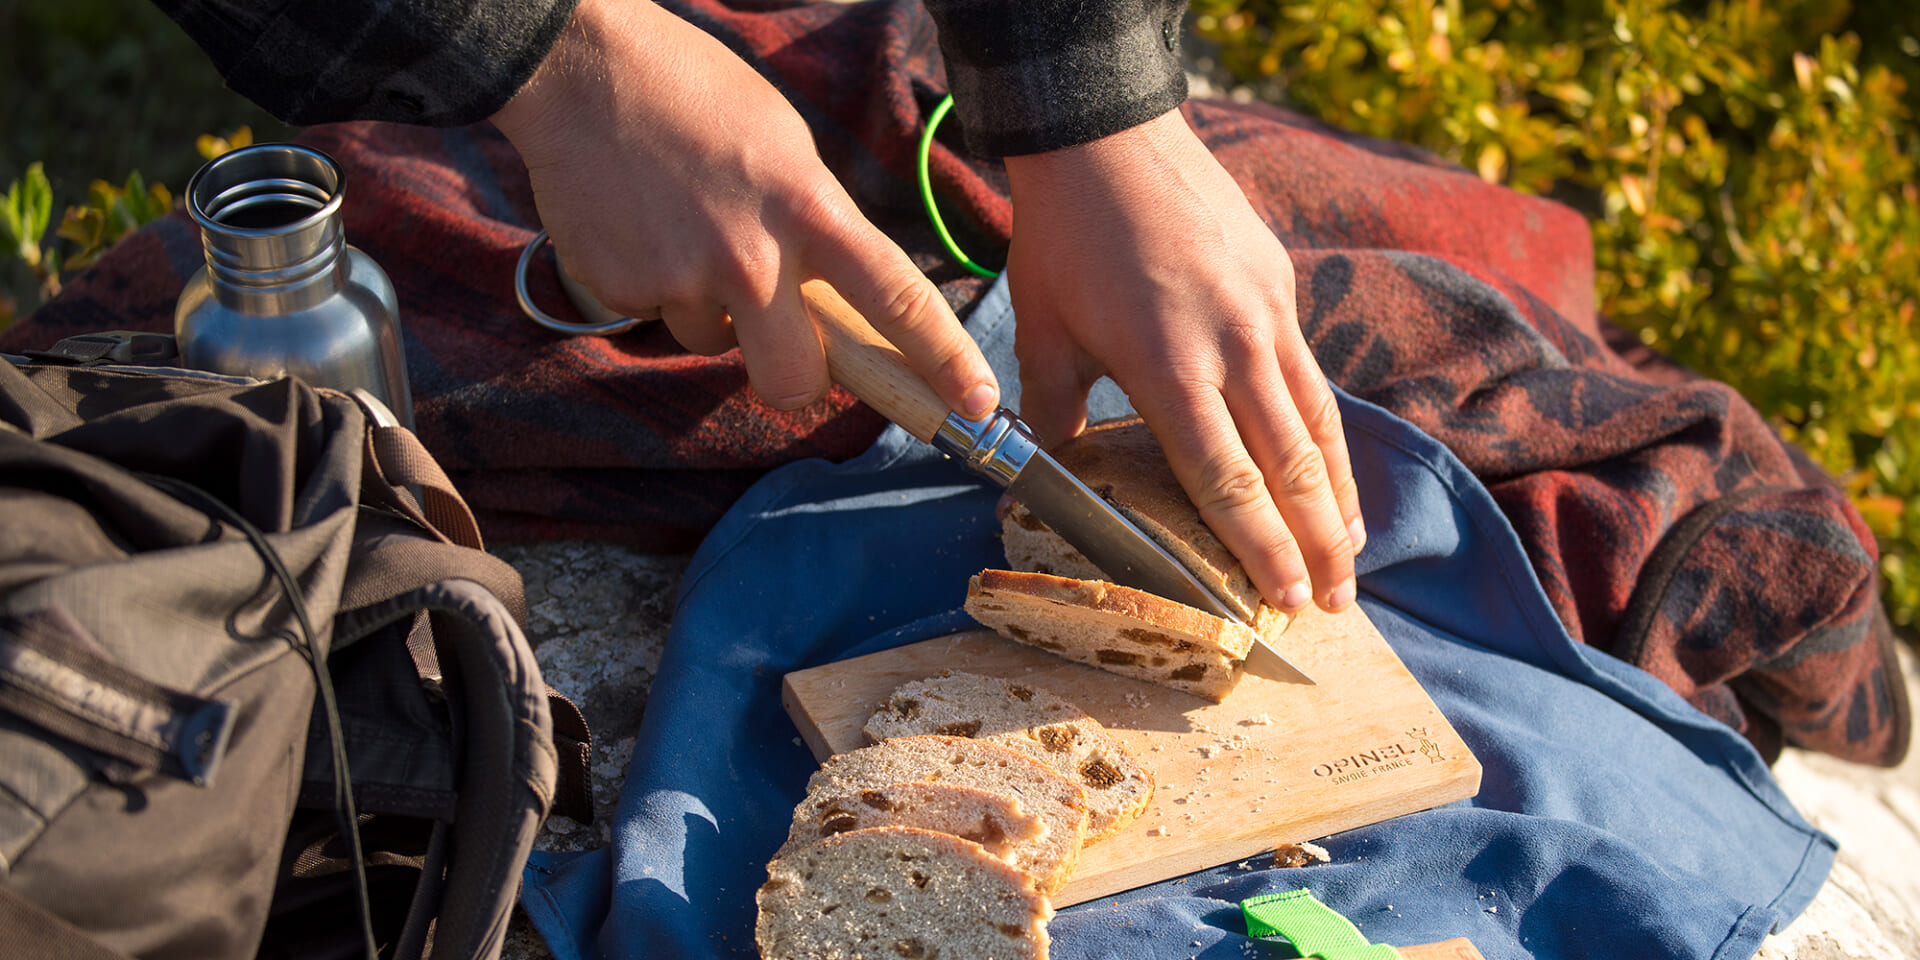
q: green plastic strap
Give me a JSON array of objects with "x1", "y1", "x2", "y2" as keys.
[{"x1": 1241, "y1": 889, "x2": 1401, "y2": 960}]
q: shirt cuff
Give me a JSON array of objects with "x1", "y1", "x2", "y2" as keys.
[
  {"x1": 923, "y1": 0, "x2": 1191, "y2": 157},
  {"x1": 204, "y1": 0, "x2": 578, "y2": 127}
]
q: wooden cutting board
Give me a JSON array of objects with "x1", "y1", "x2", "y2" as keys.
[{"x1": 781, "y1": 601, "x2": 1481, "y2": 906}]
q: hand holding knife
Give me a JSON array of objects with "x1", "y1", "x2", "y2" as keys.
[{"x1": 802, "y1": 279, "x2": 1315, "y2": 685}]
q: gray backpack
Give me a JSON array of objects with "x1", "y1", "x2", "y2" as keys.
[{"x1": 0, "y1": 352, "x2": 590, "y2": 960}]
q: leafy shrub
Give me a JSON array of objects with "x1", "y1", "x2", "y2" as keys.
[
  {"x1": 0, "y1": 163, "x2": 176, "y2": 326},
  {"x1": 0, "y1": 129, "x2": 252, "y2": 330},
  {"x1": 1, "y1": 0, "x2": 286, "y2": 325},
  {"x1": 1192, "y1": 0, "x2": 1920, "y2": 627}
]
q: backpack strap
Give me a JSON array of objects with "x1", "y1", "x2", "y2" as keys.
[
  {"x1": 339, "y1": 512, "x2": 529, "y2": 630},
  {"x1": 346, "y1": 388, "x2": 487, "y2": 554}
]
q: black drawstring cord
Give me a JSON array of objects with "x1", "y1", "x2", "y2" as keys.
[{"x1": 139, "y1": 474, "x2": 379, "y2": 960}]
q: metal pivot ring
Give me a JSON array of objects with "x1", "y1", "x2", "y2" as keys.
[{"x1": 513, "y1": 229, "x2": 649, "y2": 336}]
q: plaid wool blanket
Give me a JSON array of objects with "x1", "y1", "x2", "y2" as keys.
[{"x1": 3, "y1": 0, "x2": 1904, "y2": 765}]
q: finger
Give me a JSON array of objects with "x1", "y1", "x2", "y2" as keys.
[
  {"x1": 1227, "y1": 355, "x2": 1356, "y2": 611},
  {"x1": 1134, "y1": 386, "x2": 1315, "y2": 614},
  {"x1": 730, "y1": 268, "x2": 831, "y2": 411},
  {"x1": 1012, "y1": 312, "x2": 1096, "y2": 446},
  {"x1": 809, "y1": 217, "x2": 999, "y2": 420},
  {"x1": 658, "y1": 302, "x2": 738, "y2": 357},
  {"x1": 1276, "y1": 328, "x2": 1365, "y2": 556}
]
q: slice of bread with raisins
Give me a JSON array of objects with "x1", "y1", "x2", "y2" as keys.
[
  {"x1": 983, "y1": 417, "x2": 1294, "y2": 701},
  {"x1": 756, "y1": 826, "x2": 1052, "y2": 960},
  {"x1": 795, "y1": 735, "x2": 1088, "y2": 895},
  {"x1": 777, "y1": 780, "x2": 1044, "y2": 872},
  {"x1": 863, "y1": 671, "x2": 1152, "y2": 842},
  {"x1": 965, "y1": 569, "x2": 1259, "y2": 702}
]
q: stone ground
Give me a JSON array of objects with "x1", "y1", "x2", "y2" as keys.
[{"x1": 492, "y1": 540, "x2": 1920, "y2": 960}]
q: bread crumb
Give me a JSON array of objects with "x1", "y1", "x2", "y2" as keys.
[
  {"x1": 1271, "y1": 841, "x2": 1331, "y2": 869},
  {"x1": 1240, "y1": 713, "x2": 1274, "y2": 725},
  {"x1": 1148, "y1": 826, "x2": 1169, "y2": 837}
]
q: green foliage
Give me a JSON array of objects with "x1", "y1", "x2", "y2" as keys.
[
  {"x1": 1193, "y1": 0, "x2": 1920, "y2": 625},
  {"x1": 55, "y1": 171, "x2": 176, "y2": 274},
  {"x1": 0, "y1": 163, "x2": 56, "y2": 276},
  {"x1": 0, "y1": 164, "x2": 176, "y2": 323},
  {"x1": 2, "y1": 0, "x2": 289, "y2": 324}
]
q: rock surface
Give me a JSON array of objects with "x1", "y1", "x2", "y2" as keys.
[{"x1": 497, "y1": 541, "x2": 1920, "y2": 959}]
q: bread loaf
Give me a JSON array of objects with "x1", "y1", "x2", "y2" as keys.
[
  {"x1": 778, "y1": 780, "x2": 1044, "y2": 869},
  {"x1": 999, "y1": 416, "x2": 1284, "y2": 627},
  {"x1": 984, "y1": 416, "x2": 1296, "y2": 700},
  {"x1": 755, "y1": 825, "x2": 1052, "y2": 960},
  {"x1": 964, "y1": 570, "x2": 1259, "y2": 702},
  {"x1": 799, "y1": 735, "x2": 1088, "y2": 895},
  {"x1": 863, "y1": 672, "x2": 1153, "y2": 842}
]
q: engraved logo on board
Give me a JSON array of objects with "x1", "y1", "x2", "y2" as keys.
[
  {"x1": 1310, "y1": 728, "x2": 1448, "y2": 783},
  {"x1": 1408, "y1": 725, "x2": 1446, "y2": 764}
]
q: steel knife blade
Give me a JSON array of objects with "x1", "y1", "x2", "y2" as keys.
[{"x1": 803, "y1": 280, "x2": 1315, "y2": 685}]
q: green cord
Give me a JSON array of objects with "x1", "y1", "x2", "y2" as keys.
[{"x1": 918, "y1": 94, "x2": 1002, "y2": 279}]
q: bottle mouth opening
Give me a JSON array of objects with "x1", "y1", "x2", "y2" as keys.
[
  {"x1": 203, "y1": 182, "x2": 330, "y2": 229},
  {"x1": 188, "y1": 144, "x2": 344, "y2": 235}
]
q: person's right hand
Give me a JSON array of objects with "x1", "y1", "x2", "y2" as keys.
[{"x1": 489, "y1": 0, "x2": 998, "y2": 420}]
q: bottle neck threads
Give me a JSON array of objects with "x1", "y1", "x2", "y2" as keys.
[{"x1": 187, "y1": 145, "x2": 350, "y2": 306}]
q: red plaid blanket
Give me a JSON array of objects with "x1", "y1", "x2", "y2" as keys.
[{"x1": 5, "y1": 0, "x2": 1903, "y2": 765}]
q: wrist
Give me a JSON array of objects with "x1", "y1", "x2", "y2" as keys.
[
  {"x1": 490, "y1": 0, "x2": 659, "y2": 151},
  {"x1": 1003, "y1": 108, "x2": 1202, "y2": 199}
]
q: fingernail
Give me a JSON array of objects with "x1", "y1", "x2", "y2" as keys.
[
  {"x1": 1327, "y1": 577, "x2": 1356, "y2": 610},
  {"x1": 1282, "y1": 581, "x2": 1312, "y2": 611},
  {"x1": 1348, "y1": 516, "x2": 1368, "y2": 554},
  {"x1": 962, "y1": 383, "x2": 997, "y2": 420}
]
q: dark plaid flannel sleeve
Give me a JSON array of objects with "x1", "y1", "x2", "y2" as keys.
[
  {"x1": 151, "y1": 0, "x2": 577, "y2": 127},
  {"x1": 920, "y1": 0, "x2": 1191, "y2": 157}
]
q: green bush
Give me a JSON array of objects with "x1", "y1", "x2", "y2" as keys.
[
  {"x1": 1192, "y1": 0, "x2": 1920, "y2": 627},
  {"x1": 0, "y1": 0, "x2": 287, "y2": 325}
]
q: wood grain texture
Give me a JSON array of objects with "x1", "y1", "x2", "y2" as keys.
[
  {"x1": 782, "y1": 601, "x2": 1482, "y2": 907},
  {"x1": 805, "y1": 278, "x2": 948, "y2": 442}
]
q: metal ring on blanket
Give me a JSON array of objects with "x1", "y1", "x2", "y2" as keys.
[{"x1": 513, "y1": 229, "x2": 652, "y2": 336}]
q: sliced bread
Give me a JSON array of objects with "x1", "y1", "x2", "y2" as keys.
[
  {"x1": 965, "y1": 569, "x2": 1258, "y2": 702},
  {"x1": 863, "y1": 671, "x2": 1153, "y2": 843},
  {"x1": 756, "y1": 825, "x2": 1052, "y2": 960},
  {"x1": 801, "y1": 735, "x2": 1088, "y2": 895},
  {"x1": 778, "y1": 780, "x2": 1045, "y2": 870}
]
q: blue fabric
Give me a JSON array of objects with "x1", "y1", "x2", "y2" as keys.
[{"x1": 518, "y1": 281, "x2": 1833, "y2": 960}]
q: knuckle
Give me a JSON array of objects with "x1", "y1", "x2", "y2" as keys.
[
  {"x1": 872, "y1": 273, "x2": 946, "y2": 336},
  {"x1": 1268, "y1": 447, "x2": 1331, "y2": 500},
  {"x1": 730, "y1": 234, "x2": 785, "y2": 281},
  {"x1": 1191, "y1": 452, "x2": 1271, "y2": 520},
  {"x1": 1295, "y1": 383, "x2": 1343, "y2": 437},
  {"x1": 780, "y1": 176, "x2": 858, "y2": 238}
]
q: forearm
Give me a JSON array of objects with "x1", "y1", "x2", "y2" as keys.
[
  {"x1": 152, "y1": 0, "x2": 576, "y2": 126},
  {"x1": 920, "y1": 0, "x2": 1190, "y2": 157}
]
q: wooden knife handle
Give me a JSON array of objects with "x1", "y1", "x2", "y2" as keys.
[{"x1": 803, "y1": 278, "x2": 951, "y2": 443}]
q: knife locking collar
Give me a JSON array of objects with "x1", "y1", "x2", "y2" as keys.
[{"x1": 932, "y1": 409, "x2": 1036, "y2": 489}]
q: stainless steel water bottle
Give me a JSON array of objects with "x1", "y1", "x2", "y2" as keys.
[{"x1": 175, "y1": 143, "x2": 415, "y2": 429}]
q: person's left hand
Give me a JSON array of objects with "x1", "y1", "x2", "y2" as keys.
[{"x1": 1001, "y1": 108, "x2": 1365, "y2": 614}]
